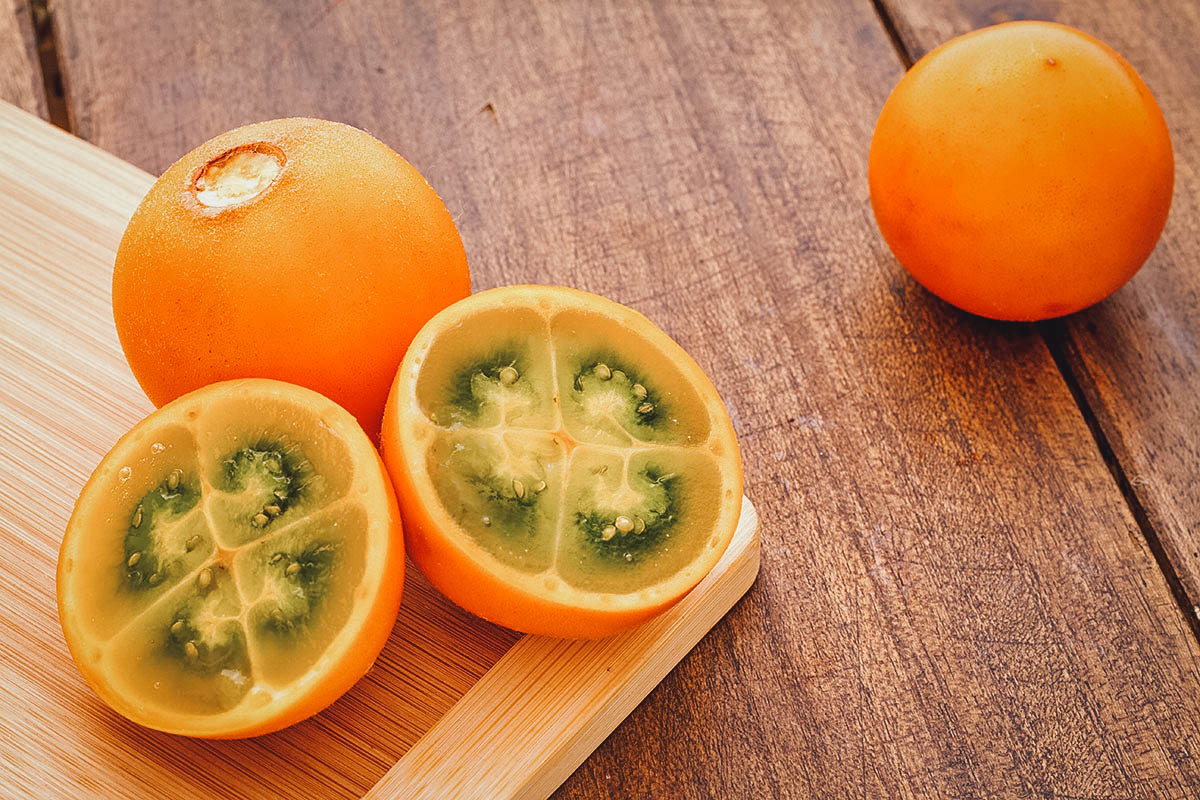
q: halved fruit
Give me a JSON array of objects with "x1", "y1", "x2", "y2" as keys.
[
  {"x1": 381, "y1": 286, "x2": 743, "y2": 638},
  {"x1": 57, "y1": 379, "x2": 404, "y2": 738}
]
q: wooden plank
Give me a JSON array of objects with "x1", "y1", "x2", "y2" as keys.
[
  {"x1": 0, "y1": 99, "x2": 759, "y2": 799},
  {"x1": 47, "y1": 0, "x2": 1200, "y2": 796},
  {"x1": 877, "y1": 0, "x2": 1200, "y2": 623},
  {"x1": 366, "y1": 503, "x2": 759, "y2": 800},
  {"x1": 0, "y1": 0, "x2": 44, "y2": 117}
]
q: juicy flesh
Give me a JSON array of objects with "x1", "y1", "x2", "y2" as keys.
[
  {"x1": 67, "y1": 404, "x2": 368, "y2": 719},
  {"x1": 416, "y1": 307, "x2": 726, "y2": 596}
]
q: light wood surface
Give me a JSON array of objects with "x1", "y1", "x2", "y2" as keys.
[
  {"x1": 13, "y1": 0, "x2": 1200, "y2": 795},
  {"x1": 0, "y1": 0, "x2": 41, "y2": 118},
  {"x1": 0, "y1": 100, "x2": 759, "y2": 799}
]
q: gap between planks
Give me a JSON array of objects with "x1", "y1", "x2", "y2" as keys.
[
  {"x1": 864, "y1": 0, "x2": 1200, "y2": 648},
  {"x1": 28, "y1": 0, "x2": 70, "y2": 131}
]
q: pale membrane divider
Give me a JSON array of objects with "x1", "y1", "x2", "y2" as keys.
[{"x1": 0, "y1": 101, "x2": 758, "y2": 800}]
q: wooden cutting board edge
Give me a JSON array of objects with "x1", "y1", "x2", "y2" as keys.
[
  {"x1": 369, "y1": 499, "x2": 759, "y2": 800},
  {"x1": 0, "y1": 99, "x2": 762, "y2": 800}
]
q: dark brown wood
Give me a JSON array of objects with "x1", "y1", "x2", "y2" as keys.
[
  {"x1": 878, "y1": 0, "x2": 1200, "y2": 635},
  {"x1": 48, "y1": 0, "x2": 1200, "y2": 796},
  {"x1": 0, "y1": 0, "x2": 44, "y2": 117}
]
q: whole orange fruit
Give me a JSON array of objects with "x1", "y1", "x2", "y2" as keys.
[
  {"x1": 113, "y1": 118, "x2": 471, "y2": 438},
  {"x1": 869, "y1": 21, "x2": 1173, "y2": 320}
]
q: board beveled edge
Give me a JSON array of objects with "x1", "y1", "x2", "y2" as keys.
[{"x1": 365, "y1": 497, "x2": 761, "y2": 800}]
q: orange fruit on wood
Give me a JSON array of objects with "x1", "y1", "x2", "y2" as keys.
[
  {"x1": 380, "y1": 286, "x2": 743, "y2": 638},
  {"x1": 868, "y1": 21, "x2": 1173, "y2": 320},
  {"x1": 112, "y1": 117, "x2": 471, "y2": 438},
  {"x1": 57, "y1": 379, "x2": 404, "y2": 738}
]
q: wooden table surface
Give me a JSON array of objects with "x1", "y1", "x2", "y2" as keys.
[{"x1": 2, "y1": 1, "x2": 1197, "y2": 797}]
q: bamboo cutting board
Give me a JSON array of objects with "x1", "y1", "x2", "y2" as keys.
[{"x1": 0, "y1": 101, "x2": 760, "y2": 800}]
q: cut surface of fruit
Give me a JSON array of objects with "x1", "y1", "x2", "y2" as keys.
[
  {"x1": 381, "y1": 286, "x2": 743, "y2": 638},
  {"x1": 57, "y1": 380, "x2": 404, "y2": 738}
]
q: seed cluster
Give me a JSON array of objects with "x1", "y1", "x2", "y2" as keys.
[
  {"x1": 169, "y1": 615, "x2": 204, "y2": 664},
  {"x1": 600, "y1": 514, "x2": 648, "y2": 541},
  {"x1": 227, "y1": 449, "x2": 295, "y2": 530},
  {"x1": 124, "y1": 467, "x2": 195, "y2": 589},
  {"x1": 590, "y1": 362, "x2": 655, "y2": 416},
  {"x1": 509, "y1": 476, "x2": 546, "y2": 504}
]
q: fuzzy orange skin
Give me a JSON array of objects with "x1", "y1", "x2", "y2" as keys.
[
  {"x1": 113, "y1": 118, "x2": 470, "y2": 439},
  {"x1": 869, "y1": 21, "x2": 1173, "y2": 321},
  {"x1": 57, "y1": 380, "x2": 405, "y2": 738},
  {"x1": 380, "y1": 286, "x2": 744, "y2": 639}
]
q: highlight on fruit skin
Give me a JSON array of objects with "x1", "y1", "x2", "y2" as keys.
[
  {"x1": 57, "y1": 379, "x2": 404, "y2": 738},
  {"x1": 112, "y1": 117, "x2": 471, "y2": 439},
  {"x1": 868, "y1": 21, "x2": 1173, "y2": 321},
  {"x1": 381, "y1": 285, "x2": 744, "y2": 639}
]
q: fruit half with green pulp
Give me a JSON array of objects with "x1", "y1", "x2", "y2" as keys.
[
  {"x1": 57, "y1": 379, "x2": 404, "y2": 738},
  {"x1": 381, "y1": 285, "x2": 743, "y2": 638}
]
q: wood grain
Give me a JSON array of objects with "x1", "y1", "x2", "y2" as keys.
[
  {"x1": 877, "y1": 0, "x2": 1200, "y2": 628},
  {"x1": 0, "y1": 100, "x2": 520, "y2": 800},
  {"x1": 37, "y1": 0, "x2": 1200, "y2": 796},
  {"x1": 367, "y1": 503, "x2": 759, "y2": 800},
  {"x1": 0, "y1": 0, "x2": 43, "y2": 117},
  {"x1": 0, "y1": 99, "x2": 759, "y2": 800}
]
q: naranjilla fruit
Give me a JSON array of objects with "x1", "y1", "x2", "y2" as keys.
[
  {"x1": 112, "y1": 118, "x2": 471, "y2": 438},
  {"x1": 870, "y1": 22, "x2": 1173, "y2": 320},
  {"x1": 58, "y1": 380, "x2": 404, "y2": 737},
  {"x1": 380, "y1": 286, "x2": 743, "y2": 638}
]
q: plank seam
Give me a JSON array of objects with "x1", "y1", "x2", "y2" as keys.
[
  {"x1": 868, "y1": 0, "x2": 1200, "y2": 648},
  {"x1": 30, "y1": 0, "x2": 70, "y2": 131},
  {"x1": 868, "y1": 0, "x2": 915, "y2": 69},
  {"x1": 1041, "y1": 320, "x2": 1200, "y2": 643}
]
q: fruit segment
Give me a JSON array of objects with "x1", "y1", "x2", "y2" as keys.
[
  {"x1": 555, "y1": 447, "x2": 723, "y2": 594},
  {"x1": 238, "y1": 503, "x2": 369, "y2": 687},
  {"x1": 425, "y1": 428, "x2": 565, "y2": 573},
  {"x1": 416, "y1": 306, "x2": 557, "y2": 431},
  {"x1": 551, "y1": 308, "x2": 711, "y2": 447},
  {"x1": 105, "y1": 562, "x2": 253, "y2": 716}
]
